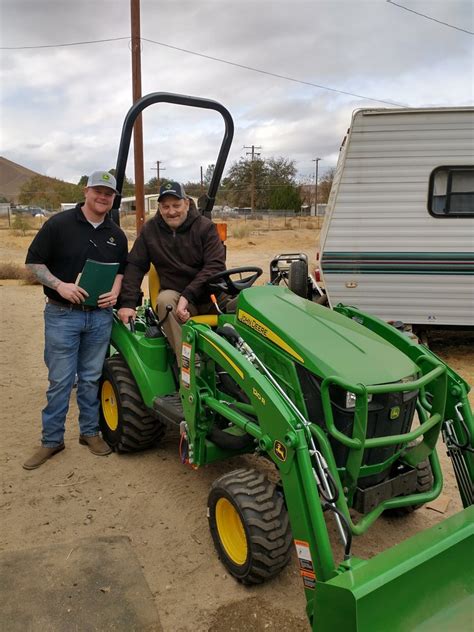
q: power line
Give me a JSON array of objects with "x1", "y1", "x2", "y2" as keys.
[
  {"x1": 141, "y1": 37, "x2": 406, "y2": 107},
  {"x1": 1, "y1": 35, "x2": 406, "y2": 107},
  {"x1": 386, "y1": 0, "x2": 474, "y2": 35},
  {"x1": 0, "y1": 37, "x2": 130, "y2": 50}
]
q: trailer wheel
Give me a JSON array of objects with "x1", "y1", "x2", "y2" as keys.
[
  {"x1": 288, "y1": 259, "x2": 308, "y2": 298},
  {"x1": 208, "y1": 468, "x2": 292, "y2": 584},
  {"x1": 385, "y1": 458, "x2": 434, "y2": 516},
  {"x1": 99, "y1": 355, "x2": 165, "y2": 452}
]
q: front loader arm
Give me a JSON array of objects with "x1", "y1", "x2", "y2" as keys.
[{"x1": 181, "y1": 322, "x2": 340, "y2": 592}]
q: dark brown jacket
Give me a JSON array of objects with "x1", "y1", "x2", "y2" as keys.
[{"x1": 120, "y1": 202, "x2": 225, "y2": 308}]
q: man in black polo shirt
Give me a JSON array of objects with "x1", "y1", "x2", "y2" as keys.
[{"x1": 23, "y1": 170, "x2": 128, "y2": 470}]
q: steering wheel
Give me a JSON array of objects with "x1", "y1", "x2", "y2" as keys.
[{"x1": 207, "y1": 266, "x2": 263, "y2": 296}]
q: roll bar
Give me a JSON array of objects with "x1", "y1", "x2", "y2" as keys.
[{"x1": 111, "y1": 92, "x2": 234, "y2": 222}]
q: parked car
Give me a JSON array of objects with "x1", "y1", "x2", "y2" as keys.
[
  {"x1": 28, "y1": 207, "x2": 46, "y2": 217},
  {"x1": 14, "y1": 206, "x2": 46, "y2": 217}
]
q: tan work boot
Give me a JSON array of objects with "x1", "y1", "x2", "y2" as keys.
[
  {"x1": 23, "y1": 444, "x2": 65, "y2": 470},
  {"x1": 79, "y1": 434, "x2": 112, "y2": 456}
]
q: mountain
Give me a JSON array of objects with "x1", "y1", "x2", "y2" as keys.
[{"x1": 0, "y1": 157, "x2": 43, "y2": 203}]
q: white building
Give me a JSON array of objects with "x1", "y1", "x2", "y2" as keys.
[{"x1": 120, "y1": 194, "x2": 160, "y2": 215}]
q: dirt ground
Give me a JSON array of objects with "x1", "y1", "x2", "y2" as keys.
[{"x1": 0, "y1": 219, "x2": 472, "y2": 631}]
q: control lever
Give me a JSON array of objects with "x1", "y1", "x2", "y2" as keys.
[
  {"x1": 157, "y1": 304, "x2": 173, "y2": 328},
  {"x1": 210, "y1": 293, "x2": 223, "y2": 315},
  {"x1": 144, "y1": 306, "x2": 163, "y2": 339},
  {"x1": 145, "y1": 306, "x2": 159, "y2": 326}
]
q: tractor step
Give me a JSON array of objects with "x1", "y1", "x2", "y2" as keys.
[{"x1": 153, "y1": 394, "x2": 184, "y2": 426}]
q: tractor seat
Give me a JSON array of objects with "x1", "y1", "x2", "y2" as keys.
[{"x1": 148, "y1": 264, "x2": 219, "y2": 327}]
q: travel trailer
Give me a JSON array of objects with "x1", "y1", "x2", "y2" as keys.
[{"x1": 318, "y1": 107, "x2": 474, "y2": 328}]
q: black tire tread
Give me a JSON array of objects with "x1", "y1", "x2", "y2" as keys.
[
  {"x1": 385, "y1": 459, "x2": 434, "y2": 517},
  {"x1": 288, "y1": 259, "x2": 308, "y2": 298},
  {"x1": 208, "y1": 468, "x2": 292, "y2": 585},
  {"x1": 100, "y1": 355, "x2": 165, "y2": 452}
]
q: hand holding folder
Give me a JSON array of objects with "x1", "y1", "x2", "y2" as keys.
[{"x1": 77, "y1": 259, "x2": 120, "y2": 307}]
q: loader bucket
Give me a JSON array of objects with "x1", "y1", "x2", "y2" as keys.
[{"x1": 312, "y1": 506, "x2": 474, "y2": 632}]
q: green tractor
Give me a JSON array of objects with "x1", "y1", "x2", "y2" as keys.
[{"x1": 101, "y1": 93, "x2": 474, "y2": 631}]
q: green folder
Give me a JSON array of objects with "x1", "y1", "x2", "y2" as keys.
[{"x1": 77, "y1": 259, "x2": 120, "y2": 307}]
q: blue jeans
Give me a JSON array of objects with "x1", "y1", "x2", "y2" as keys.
[{"x1": 41, "y1": 303, "x2": 113, "y2": 447}]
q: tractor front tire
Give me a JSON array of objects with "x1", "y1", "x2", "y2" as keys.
[
  {"x1": 99, "y1": 355, "x2": 165, "y2": 452},
  {"x1": 385, "y1": 458, "x2": 434, "y2": 517},
  {"x1": 208, "y1": 468, "x2": 292, "y2": 585}
]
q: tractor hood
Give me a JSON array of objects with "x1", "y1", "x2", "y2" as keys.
[{"x1": 235, "y1": 286, "x2": 417, "y2": 386}]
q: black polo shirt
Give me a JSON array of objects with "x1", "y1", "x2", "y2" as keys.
[{"x1": 26, "y1": 204, "x2": 128, "y2": 303}]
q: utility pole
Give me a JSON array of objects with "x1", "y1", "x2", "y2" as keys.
[
  {"x1": 313, "y1": 157, "x2": 322, "y2": 215},
  {"x1": 151, "y1": 161, "x2": 166, "y2": 191},
  {"x1": 130, "y1": 0, "x2": 145, "y2": 234},
  {"x1": 244, "y1": 145, "x2": 261, "y2": 212},
  {"x1": 200, "y1": 166, "x2": 204, "y2": 191}
]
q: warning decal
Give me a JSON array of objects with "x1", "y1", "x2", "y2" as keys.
[
  {"x1": 301, "y1": 570, "x2": 316, "y2": 590},
  {"x1": 181, "y1": 342, "x2": 192, "y2": 364},
  {"x1": 294, "y1": 539, "x2": 314, "y2": 573},
  {"x1": 181, "y1": 343, "x2": 192, "y2": 388},
  {"x1": 181, "y1": 368, "x2": 190, "y2": 388}
]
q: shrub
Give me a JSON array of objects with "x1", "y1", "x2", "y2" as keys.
[
  {"x1": 12, "y1": 215, "x2": 33, "y2": 235},
  {"x1": 230, "y1": 222, "x2": 252, "y2": 239},
  {"x1": 0, "y1": 262, "x2": 41, "y2": 285}
]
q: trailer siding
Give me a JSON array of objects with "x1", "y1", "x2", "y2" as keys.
[{"x1": 320, "y1": 108, "x2": 474, "y2": 326}]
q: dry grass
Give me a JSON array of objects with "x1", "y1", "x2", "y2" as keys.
[
  {"x1": 119, "y1": 213, "x2": 138, "y2": 229},
  {"x1": 0, "y1": 262, "x2": 40, "y2": 284},
  {"x1": 0, "y1": 216, "x2": 46, "y2": 232},
  {"x1": 119, "y1": 213, "x2": 140, "y2": 238},
  {"x1": 229, "y1": 222, "x2": 252, "y2": 239}
]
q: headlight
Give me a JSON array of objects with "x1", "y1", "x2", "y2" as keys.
[
  {"x1": 401, "y1": 375, "x2": 417, "y2": 383},
  {"x1": 345, "y1": 391, "x2": 373, "y2": 408}
]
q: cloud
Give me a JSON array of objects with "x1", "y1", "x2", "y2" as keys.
[{"x1": 1, "y1": 0, "x2": 472, "y2": 187}]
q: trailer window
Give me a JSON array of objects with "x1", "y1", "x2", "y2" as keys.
[{"x1": 429, "y1": 166, "x2": 474, "y2": 217}]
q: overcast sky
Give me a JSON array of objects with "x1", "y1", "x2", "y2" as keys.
[{"x1": 1, "y1": 0, "x2": 473, "y2": 187}]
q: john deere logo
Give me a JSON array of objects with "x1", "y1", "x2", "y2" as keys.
[
  {"x1": 102, "y1": 173, "x2": 110, "y2": 181},
  {"x1": 165, "y1": 183, "x2": 173, "y2": 189},
  {"x1": 390, "y1": 406, "x2": 401, "y2": 420},
  {"x1": 274, "y1": 440, "x2": 287, "y2": 462}
]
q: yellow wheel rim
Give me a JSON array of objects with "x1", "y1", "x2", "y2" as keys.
[
  {"x1": 215, "y1": 497, "x2": 248, "y2": 566},
  {"x1": 101, "y1": 380, "x2": 119, "y2": 431}
]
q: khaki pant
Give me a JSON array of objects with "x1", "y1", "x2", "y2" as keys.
[{"x1": 156, "y1": 290, "x2": 213, "y2": 363}]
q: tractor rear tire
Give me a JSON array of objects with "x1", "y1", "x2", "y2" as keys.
[
  {"x1": 288, "y1": 259, "x2": 308, "y2": 298},
  {"x1": 99, "y1": 355, "x2": 165, "y2": 452},
  {"x1": 208, "y1": 468, "x2": 292, "y2": 585},
  {"x1": 385, "y1": 458, "x2": 434, "y2": 517}
]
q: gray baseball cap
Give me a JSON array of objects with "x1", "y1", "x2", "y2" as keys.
[{"x1": 86, "y1": 171, "x2": 118, "y2": 193}]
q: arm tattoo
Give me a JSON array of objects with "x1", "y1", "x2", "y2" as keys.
[{"x1": 26, "y1": 264, "x2": 62, "y2": 290}]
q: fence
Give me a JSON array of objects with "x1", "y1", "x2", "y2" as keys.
[{"x1": 212, "y1": 209, "x2": 324, "y2": 232}]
